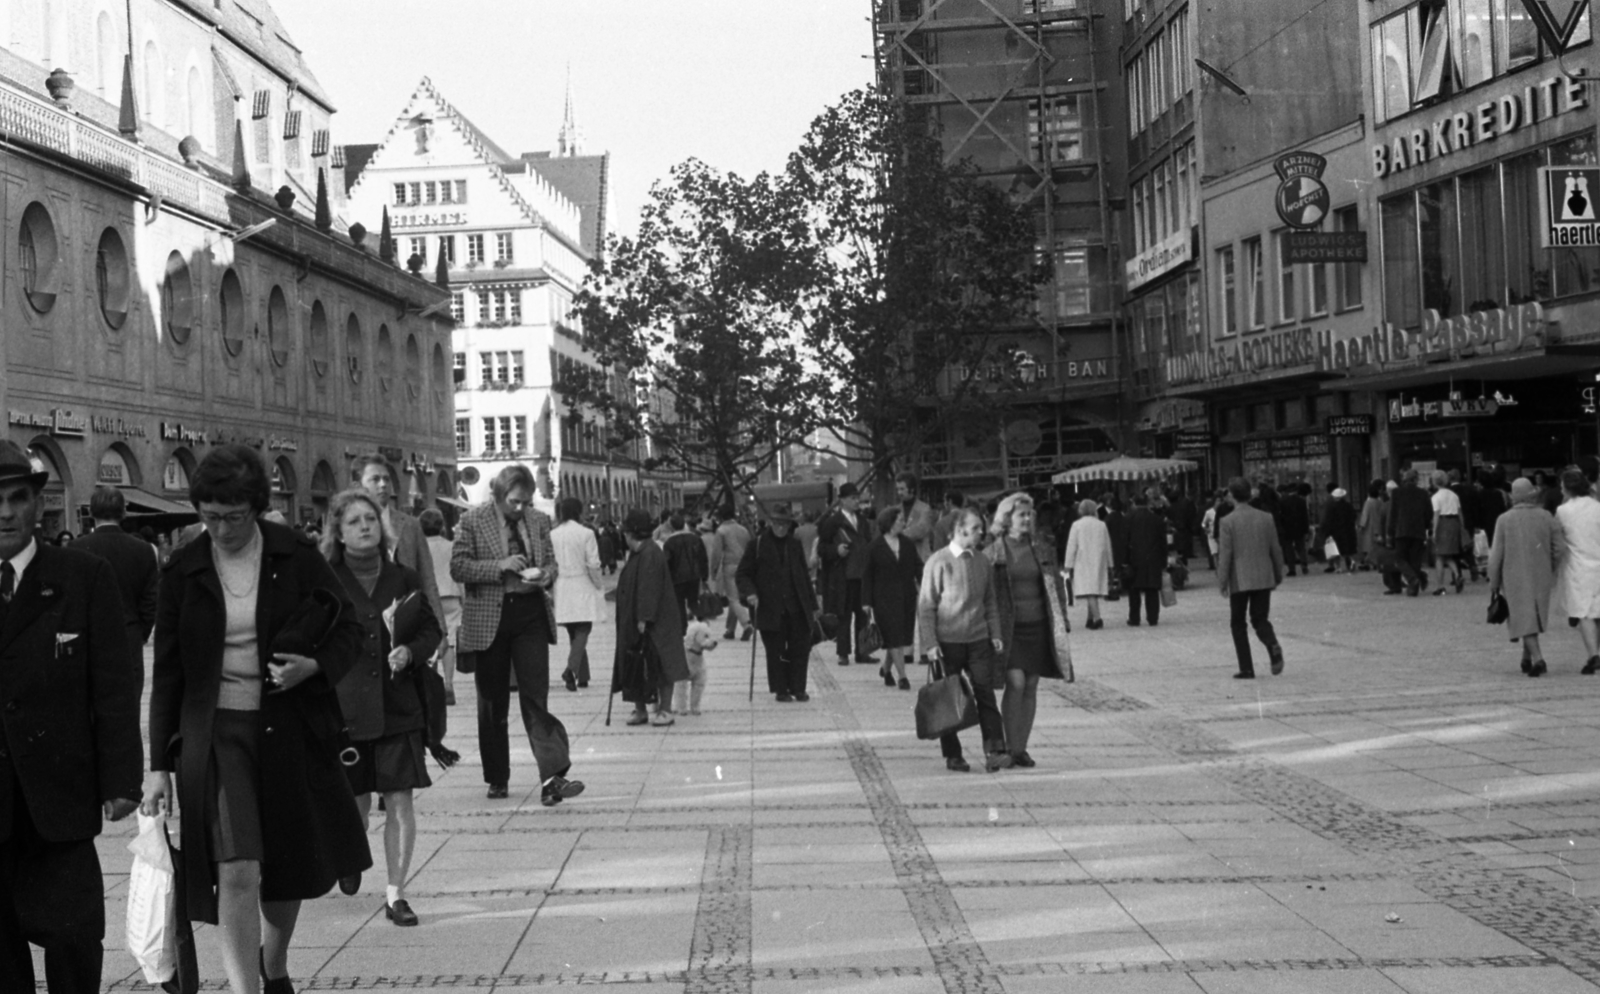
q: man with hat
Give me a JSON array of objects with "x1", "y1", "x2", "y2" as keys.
[
  {"x1": 817, "y1": 483, "x2": 877, "y2": 667},
  {"x1": 0, "y1": 441, "x2": 142, "y2": 993},
  {"x1": 736, "y1": 502, "x2": 819, "y2": 702}
]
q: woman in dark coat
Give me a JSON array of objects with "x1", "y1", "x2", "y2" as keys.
[
  {"x1": 325, "y1": 488, "x2": 441, "y2": 927},
  {"x1": 985, "y1": 493, "x2": 1072, "y2": 768},
  {"x1": 1319, "y1": 488, "x2": 1360, "y2": 573},
  {"x1": 612, "y1": 508, "x2": 691, "y2": 725},
  {"x1": 861, "y1": 505, "x2": 922, "y2": 690},
  {"x1": 143, "y1": 446, "x2": 370, "y2": 994}
]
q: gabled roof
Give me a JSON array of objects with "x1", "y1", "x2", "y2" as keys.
[
  {"x1": 342, "y1": 143, "x2": 378, "y2": 196},
  {"x1": 518, "y1": 152, "x2": 610, "y2": 255},
  {"x1": 170, "y1": 0, "x2": 334, "y2": 109}
]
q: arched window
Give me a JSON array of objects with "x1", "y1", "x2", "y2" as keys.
[
  {"x1": 267, "y1": 286, "x2": 289, "y2": 366},
  {"x1": 97, "y1": 12, "x2": 117, "y2": 96},
  {"x1": 376, "y1": 324, "x2": 394, "y2": 391},
  {"x1": 308, "y1": 301, "x2": 330, "y2": 377},
  {"x1": 219, "y1": 269, "x2": 245, "y2": 356},
  {"x1": 162, "y1": 253, "x2": 193, "y2": 345},
  {"x1": 404, "y1": 333, "x2": 421, "y2": 398},
  {"x1": 186, "y1": 65, "x2": 205, "y2": 144},
  {"x1": 431, "y1": 343, "x2": 447, "y2": 406},
  {"x1": 143, "y1": 40, "x2": 163, "y2": 127},
  {"x1": 95, "y1": 228, "x2": 131, "y2": 330},
  {"x1": 345, "y1": 314, "x2": 363, "y2": 384}
]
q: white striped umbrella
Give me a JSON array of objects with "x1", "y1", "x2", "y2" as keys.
[{"x1": 1050, "y1": 456, "x2": 1199, "y2": 485}]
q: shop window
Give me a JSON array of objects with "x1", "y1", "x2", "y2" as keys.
[
  {"x1": 267, "y1": 285, "x2": 290, "y2": 366},
  {"x1": 18, "y1": 202, "x2": 59, "y2": 313},
  {"x1": 1503, "y1": 146, "x2": 1550, "y2": 304},
  {"x1": 95, "y1": 228, "x2": 130, "y2": 330},
  {"x1": 219, "y1": 269, "x2": 245, "y2": 356},
  {"x1": 1381, "y1": 194, "x2": 1421, "y2": 330},
  {"x1": 308, "y1": 300, "x2": 330, "y2": 377},
  {"x1": 1251, "y1": 402, "x2": 1275, "y2": 433},
  {"x1": 1243, "y1": 237, "x2": 1265, "y2": 329},
  {"x1": 1218, "y1": 245, "x2": 1237, "y2": 335},
  {"x1": 1458, "y1": 167, "x2": 1504, "y2": 311},
  {"x1": 1419, "y1": 181, "x2": 1461, "y2": 317},
  {"x1": 162, "y1": 252, "x2": 193, "y2": 344},
  {"x1": 1336, "y1": 206, "x2": 1363, "y2": 311}
]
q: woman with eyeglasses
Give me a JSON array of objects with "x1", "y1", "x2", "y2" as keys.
[{"x1": 143, "y1": 445, "x2": 371, "y2": 994}]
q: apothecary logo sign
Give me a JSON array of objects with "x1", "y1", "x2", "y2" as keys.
[{"x1": 1540, "y1": 166, "x2": 1600, "y2": 246}]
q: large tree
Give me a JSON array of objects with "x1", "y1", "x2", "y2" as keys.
[
  {"x1": 562, "y1": 159, "x2": 822, "y2": 511},
  {"x1": 786, "y1": 88, "x2": 1047, "y2": 501}
]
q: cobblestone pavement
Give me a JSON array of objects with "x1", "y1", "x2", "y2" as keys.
[{"x1": 68, "y1": 564, "x2": 1600, "y2": 992}]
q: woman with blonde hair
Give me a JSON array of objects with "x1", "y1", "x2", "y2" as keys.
[
  {"x1": 983, "y1": 493, "x2": 1073, "y2": 768},
  {"x1": 1062, "y1": 498, "x2": 1113, "y2": 630},
  {"x1": 1429, "y1": 469, "x2": 1466, "y2": 595}
]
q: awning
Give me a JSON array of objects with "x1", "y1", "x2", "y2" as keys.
[
  {"x1": 119, "y1": 487, "x2": 193, "y2": 515},
  {"x1": 1051, "y1": 456, "x2": 1198, "y2": 485}
]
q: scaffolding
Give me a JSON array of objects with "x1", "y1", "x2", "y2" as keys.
[{"x1": 872, "y1": 0, "x2": 1127, "y2": 489}]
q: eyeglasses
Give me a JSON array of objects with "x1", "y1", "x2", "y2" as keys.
[{"x1": 199, "y1": 510, "x2": 253, "y2": 527}]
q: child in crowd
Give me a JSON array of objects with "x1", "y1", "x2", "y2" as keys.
[{"x1": 675, "y1": 608, "x2": 719, "y2": 715}]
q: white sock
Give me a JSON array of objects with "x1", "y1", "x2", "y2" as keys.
[{"x1": 386, "y1": 884, "x2": 401, "y2": 905}]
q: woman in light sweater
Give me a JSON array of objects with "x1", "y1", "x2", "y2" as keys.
[{"x1": 916, "y1": 508, "x2": 1006, "y2": 773}]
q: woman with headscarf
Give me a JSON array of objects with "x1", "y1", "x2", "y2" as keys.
[
  {"x1": 323, "y1": 488, "x2": 442, "y2": 927},
  {"x1": 1357, "y1": 480, "x2": 1386, "y2": 570},
  {"x1": 1062, "y1": 498, "x2": 1113, "y2": 630},
  {"x1": 1319, "y1": 488, "x2": 1359, "y2": 574},
  {"x1": 1490, "y1": 477, "x2": 1565, "y2": 677},
  {"x1": 861, "y1": 505, "x2": 922, "y2": 691},
  {"x1": 612, "y1": 508, "x2": 691, "y2": 725},
  {"x1": 1429, "y1": 470, "x2": 1466, "y2": 595},
  {"x1": 984, "y1": 493, "x2": 1072, "y2": 768},
  {"x1": 1556, "y1": 468, "x2": 1600, "y2": 674}
]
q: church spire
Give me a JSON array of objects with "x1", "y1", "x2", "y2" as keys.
[{"x1": 557, "y1": 65, "x2": 581, "y2": 157}]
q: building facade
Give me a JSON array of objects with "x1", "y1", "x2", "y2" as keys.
[
  {"x1": 2, "y1": 0, "x2": 453, "y2": 535},
  {"x1": 344, "y1": 78, "x2": 638, "y2": 517},
  {"x1": 875, "y1": 0, "x2": 1129, "y2": 496}
]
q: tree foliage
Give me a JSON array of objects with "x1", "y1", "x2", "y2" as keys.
[
  {"x1": 787, "y1": 88, "x2": 1046, "y2": 502},
  {"x1": 563, "y1": 160, "x2": 822, "y2": 510}
]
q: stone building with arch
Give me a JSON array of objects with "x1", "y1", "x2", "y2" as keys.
[{"x1": 1, "y1": 0, "x2": 454, "y2": 534}]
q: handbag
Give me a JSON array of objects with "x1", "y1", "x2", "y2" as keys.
[
  {"x1": 1487, "y1": 590, "x2": 1510, "y2": 625},
  {"x1": 914, "y1": 654, "x2": 980, "y2": 740},
  {"x1": 1159, "y1": 570, "x2": 1177, "y2": 608},
  {"x1": 858, "y1": 620, "x2": 884, "y2": 656},
  {"x1": 1323, "y1": 536, "x2": 1340, "y2": 560},
  {"x1": 695, "y1": 589, "x2": 722, "y2": 621}
]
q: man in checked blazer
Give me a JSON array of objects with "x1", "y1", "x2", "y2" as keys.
[
  {"x1": 451, "y1": 464, "x2": 583, "y2": 805},
  {"x1": 1217, "y1": 476, "x2": 1287, "y2": 680}
]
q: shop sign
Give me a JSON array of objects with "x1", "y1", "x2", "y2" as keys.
[
  {"x1": 1243, "y1": 440, "x2": 1271, "y2": 461},
  {"x1": 1283, "y1": 231, "x2": 1368, "y2": 263},
  {"x1": 42, "y1": 492, "x2": 64, "y2": 511},
  {"x1": 91, "y1": 415, "x2": 147, "y2": 438},
  {"x1": 1540, "y1": 166, "x2": 1600, "y2": 247},
  {"x1": 1269, "y1": 437, "x2": 1303, "y2": 459},
  {"x1": 1370, "y1": 73, "x2": 1587, "y2": 179},
  {"x1": 267, "y1": 436, "x2": 299, "y2": 452},
  {"x1": 162, "y1": 457, "x2": 188, "y2": 492},
  {"x1": 1327, "y1": 414, "x2": 1373, "y2": 436},
  {"x1": 1303, "y1": 435, "x2": 1331, "y2": 457},
  {"x1": 160, "y1": 421, "x2": 210, "y2": 445},
  {"x1": 1583, "y1": 385, "x2": 1596, "y2": 414},
  {"x1": 1173, "y1": 430, "x2": 1213, "y2": 451},
  {"x1": 1125, "y1": 229, "x2": 1192, "y2": 291},
  {"x1": 9, "y1": 408, "x2": 87, "y2": 439},
  {"x1": 1389, "y1": 392, "x2": 1509, "y2": 422},
  {"x1": 1318, "y1": 301, "x2": 1546, "y2": 372},
  {"x1": 1273, "y1": 152, "x2": 1330, "y2": 230},
  {"x1": 391, "y1": 210, "x2": 468, "y2": 229},
  {"x1": 97, "y1": 452, "x2": 128, "y2": 486},
  {"x1": 1166, "y1": 326, "x2": 1318, "y2": 386},
  {"x1": 1441, "y1": 397, "x2": 1500, "y2": 417}
]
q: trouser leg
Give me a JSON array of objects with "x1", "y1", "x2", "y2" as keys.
[
  {"x1": 510, "y1": 612, "x2": 568, "y2": 781},
  {"x1": 784, "y1": 612, "x2": 811, "y2": 695},
  {"x1": 1, "y1": 779, "x2": 104, "y2": 994},
  {"x1": 1250, "y1": 590, "x2": 1278, "y2": 653},
  {"x1": 1145, "y1": 589, "x2": 1160, "y2": 625},
  {"x1": 760, "y1": 628, "x2": 786, "y2": 693},
  {"x1": 1229, "y1": 593, "x2": 1254, "y2": 674},
  {"x1": 1128, "y1": 588, "x2": 1143, "y2": 624},
  {"x1": 475, "y1": 626, "x2": 514, "y2": 786},
  {"x1": 674, "y1": 581, "x2": 698, "y2": 626}
]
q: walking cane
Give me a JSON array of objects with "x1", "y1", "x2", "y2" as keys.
[{"x1": 748, "y1": 621, "x2": 757, "y2": 702}]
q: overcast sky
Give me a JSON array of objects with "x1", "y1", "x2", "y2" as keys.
[{"x1": 269, "y1": 0, "x2": 876, "y2": 238}]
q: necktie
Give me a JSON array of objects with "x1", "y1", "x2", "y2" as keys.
[
  {"x1": 506, "y1": 519, "x2": 527, "y2": 558},
  {"x1": 1, "y1": 561, "x2": 14, "y2": 603}
]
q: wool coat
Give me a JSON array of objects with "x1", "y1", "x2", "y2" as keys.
[
  {"x1": 1357, "y1": 497, "x2": 1386, "y2": 557},
  {"x1": 983, "y1": 535, "x2": 1071, "y2": 681},
  {"x1": 735, "y1": 528, "x2": 819, "y2": 631},
  {"x1": 450, "y1": 500, "x2": 557, "y2": 653},
  {"x1": 1119, "y1": 507, "x2": 1169, "y2": 590},
  {"x1": 1217, "y1": 503, "x2": 1285, "y2": 596},
  {"x1": 1062, "y1": 515, "x2": 1114, "y2": 597},
  {"x1": 0, "y1": 544, "x2": 142, "y2": 844},
  {"x1": 818, "y1": 508, "x2": 874, "y2": 615},
  {"x1": 610, "y1": 539, "x2": 691, "y2": 690},
  {"x1": 1489, "y1": 502, "x2": 1565, "y2": 639},
  {"x1": 1557, "y1": 495, "x2": 1600, "y2": 619},
  {"x1": 1387, "y1": 485, "x2": 1434, "y2": 541},
  {"x1": 72, "y1": 524, "x2": 160, "y2": 647},
  {"x1": 551, "y1": 521, "x2": 606, "y2": 624},
  {"x1": 331, "y1": 556, "x2": 443, "y2": 742},
  {"x1": 150, "y1": 522, "x2": 371, "y2": 924},
  {"x1": 860, "y1": 535, "x2": 922, "y2": 648},
  {"x1": 1320, "y1": 498, "x2": 1359, "y2": 556}
]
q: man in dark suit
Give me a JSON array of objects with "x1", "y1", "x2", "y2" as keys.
[
  {"x1": 1278, "y1": 483, "x2": 1311, "y2": 576},
  {"x1": 817, "y1": 483, "x2": 876, "y2": 666},
  {"x1": 1217, "y1": 477, "x2": 1286, "y2": 679},
  {"x1": 1120, "y1": 493, "x2": 1168, "y2": 626},
  {"x1": 0, "y1": 443, "x2": 142, "y2": 993},
  {"x1": 69, "y1": 486, "x2": 158, "y2": 657},
  {"x1": 1386, "y1": 469, "x2": 1434, "y2": 596}
]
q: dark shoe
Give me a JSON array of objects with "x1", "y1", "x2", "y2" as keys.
[
  {"x1": 854, "y1": 654, "x2": 879, "y2": 664},
  {"x1": 776, "y1": 692, "x2": 794, "y2": 703},
  {"x1": 577, "y1": 681, "x2": 588, "y2": 689},
  {"x1": 1406, "y1": 587, "x2": 1419, "y2": 597},
  {"x1": 1529, "y1": 660, "x2": 1548, "y2": 678},
  {"x1": 385, "y1": 899, "x2": 419, "y2": 927},
  {"x1": 1432, "y1": 587, "x2": 1446, "y2": 597},
  {"x1": 1127, "y1": 619, "x2": 1141, "y2": 627},
  {"x1": 741, "y1": 628, "x2": 754, "y2": 641},
  {"x1": 542, "y1": 776, "x2": 585, "y2": 806},
  {"x1": 898, "y1": 677, "x2": 911, "y2": 691},
  {"x1": 626, "y1": 711, "x2": 650, "y2": 726},
  {"x1": 1011, "y1": 751, "x2": 1036, "y2": 768},
  {"x1": 793, "y1": 691, "x2": 810, "y2": 702},
  {"x1": 562, "y1": 669, "x2": 577, "y2": 692},
  {"x1": 985, "y1": 752, "x2": 1013, "y2": 772},
  {"x1": 486, "y1": 784, "x2": 508, "y2": 800},
  {"x1": 1383, "y1": 589, "x2": 1402, "y2": 595},
  {"x1": 1323, "y1": 565, "x2": 1337, "y2": 574},
  {"x1": 338, "y1": 873, "x2": 360, "y2": 896},
  {"x1": 444, "y1": 688, "x2": 457, "y2": 706},
  {"x1": 1583, "y1": 656, "x2": 1600, "y2": 675},
  {"x1": 883, "y1": 668, "x2": 895, "y2": 687},
  {"x1": 1521, "y1": 655, "x2": 1534, "y2": 674},
  {"x1": 1234, "y1": 671, "x2": 1256, "y2": 679},
  {"x1": 837, "y1": 657, "x2": 850, "y2": 667},
  {"x1": 1455, "y1": 575, "x2": 1465, "y2": 594},
  {"x1": 261, "y1": 949, "x2": 294, "y2": 994},
  {"x1": 946, "y1": 757, "x2": 971, "y2": 772},
  {"x1": 1269, "y1": 646, "x2": 1285, "y2": 676}
]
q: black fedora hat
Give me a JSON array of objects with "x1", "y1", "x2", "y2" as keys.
[{"x1": 0, "y1": 441, "x2": 49, "y2": 489}]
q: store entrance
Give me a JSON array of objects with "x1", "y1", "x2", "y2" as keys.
[{"x1": 1391, "y1": 425, "x2": 1469, "y2": 478}]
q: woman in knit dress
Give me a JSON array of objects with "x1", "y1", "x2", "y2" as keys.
[
  {"x1": 324, "y1": 488, "x2": 442, "y2": 927},
  {"x1": 1062, "y1": 498, "x2": 1113, "y2": 629},
  {"x1": 861, "y1": 505, "x2": 922, "y2": 690}
]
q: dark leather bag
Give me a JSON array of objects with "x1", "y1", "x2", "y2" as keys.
[
  {"x1": 914, "y1": 655, "x2": 979, "y2": 740},
  {"x1": 1487, "y1": 590, "x2": 1510, "y2": 625},
  {"x1": 858, "y1": 621, "x2": 884, "y2": 656}
]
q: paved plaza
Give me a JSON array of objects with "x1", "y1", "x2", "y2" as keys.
[{"x1": 75, "y1": 566, "x2": 1600, "y2": 992}]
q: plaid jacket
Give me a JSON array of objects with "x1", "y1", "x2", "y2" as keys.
[{"x1": 449, "y1": 500, "x2": 558, "y2": 652}]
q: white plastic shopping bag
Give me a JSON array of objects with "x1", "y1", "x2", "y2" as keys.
[{"x1": 125, "y1": 812, "x2": 178, "y2": 984}]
